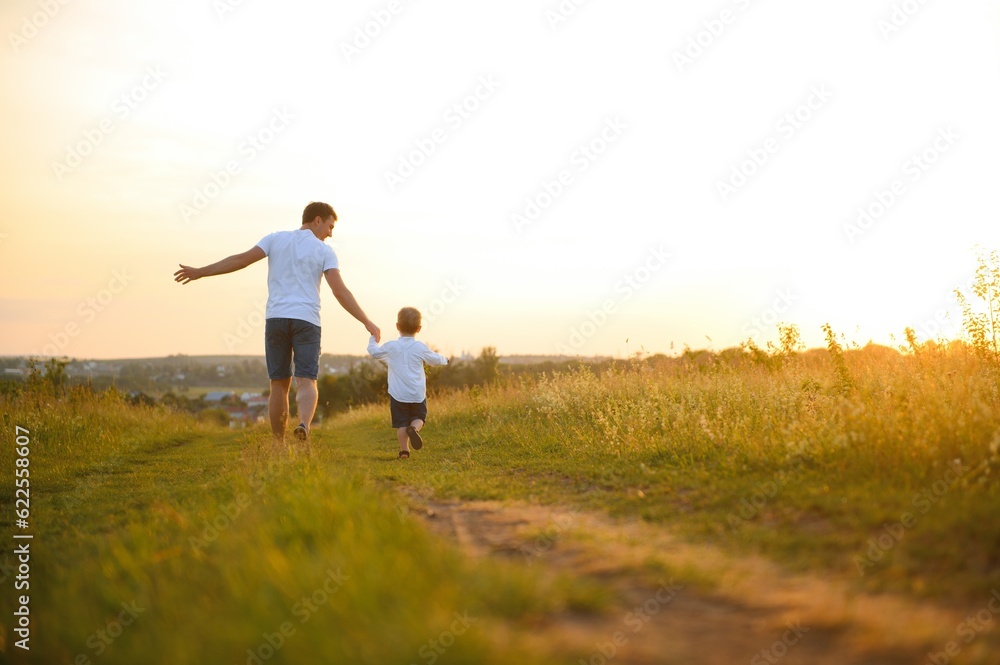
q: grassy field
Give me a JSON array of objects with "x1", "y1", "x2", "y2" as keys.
[
  {"x1": 2, "y1": 339, "x2": 1000, "y2": 663},
  {"x1": 0, "y1": 385, "x2": 601, "y2": 664},
  {"x1": 339, "y1": 341, "x2": 1000, "y2": 602}
]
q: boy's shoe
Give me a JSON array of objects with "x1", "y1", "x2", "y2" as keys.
[
  {"x1": 406, "y1": 426, "x2": 423, "y2": 450},
  {"x1": 293, "y1": 423, "x2": 308, "y2": 441},
  {"x1": 398, "y1": 450, "x2": 410, "y2": 459}
]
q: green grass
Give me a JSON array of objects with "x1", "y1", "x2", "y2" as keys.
[
  {"x1": 335, "y1": 345, "x2": 1000, "y2": 603},
  {"x1": 3, "y1": 342, "x2": 1000, "y2": 663},
  {"x1": 0, "y1": 387, "x2": 600, "y2": 664}
]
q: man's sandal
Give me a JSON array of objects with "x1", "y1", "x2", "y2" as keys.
[{"x1": 398, "y1": 450, "x2": 410, "y2": 459}]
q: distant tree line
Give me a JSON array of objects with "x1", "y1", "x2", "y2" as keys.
[{"x1": 1, "y1": 350, "x2": 521, "y2": 421}]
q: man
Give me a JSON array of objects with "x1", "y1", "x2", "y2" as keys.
[{"x1": 174, "y1": 202, "x2": 380, "y2": 441}]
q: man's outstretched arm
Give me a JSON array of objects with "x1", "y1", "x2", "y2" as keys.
[
  {"x1": 174, "y1": 246, "x2": 266, "y2": 284},
  {"x1": 324, "y1": 269, "x2": 381, "y2": 342}
]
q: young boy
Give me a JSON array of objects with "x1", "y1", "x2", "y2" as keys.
[{"x1": 367, "y1": 307, "x2": 449, "y2": 459}]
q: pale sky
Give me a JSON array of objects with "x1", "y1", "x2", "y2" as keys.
[{"x1": 2, "y1": 0, "x2": 999, "y2": 359}]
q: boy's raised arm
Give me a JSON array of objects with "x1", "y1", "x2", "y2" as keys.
[{"x1": 367, "y1": 335, "x2": 389, "y2": 360}]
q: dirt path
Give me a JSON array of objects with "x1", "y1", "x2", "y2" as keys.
[{"x1": 398, "y1": 489, "x2": 997, "y2": 665}]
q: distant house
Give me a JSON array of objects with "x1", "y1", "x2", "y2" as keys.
[
  {"x1": 204, "y1": 391, "x2": 236, "y2": 404},
  {"x1": 224, "y1": 406, "x2": 251, "y2": 428},
  {"x1": 246, "y1": 396, "x2": 269, "y2": 423},
  {"x1": 82, "y1": 363, "x2": 119, "y2": 375}
]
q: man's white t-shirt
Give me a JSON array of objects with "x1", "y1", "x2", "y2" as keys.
[
  {"x1": 256, "y1": 230, "x2": 338, "y2": 327},
  {"x1": 367, "y1": 335, "x2": 449, "y2": 403}
]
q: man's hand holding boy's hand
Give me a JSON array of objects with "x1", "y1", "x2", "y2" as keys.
[{"x1": 365, "y1": 320, "x2": 381, "y2": 343}]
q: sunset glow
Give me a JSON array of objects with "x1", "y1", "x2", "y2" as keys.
[{"x1": 2, "y1": 0, "x2": 1000, "y2": 359}]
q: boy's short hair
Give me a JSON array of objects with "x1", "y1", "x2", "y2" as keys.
[
  {"x1": 302, "y1": 201, "x2": 336, "y2": 225},
  {"x1": 397, "y1": 307, "x2": 421, "y2": 335}
]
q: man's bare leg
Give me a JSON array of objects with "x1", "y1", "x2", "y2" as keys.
[
  {"x1": 269, "y1": 377, "x2": 292, "y2": 440},
  {"x1": 294, "y1": 377, "x2": 319, "y2": 438}
]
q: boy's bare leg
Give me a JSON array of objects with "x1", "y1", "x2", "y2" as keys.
[
  {"x1": 269, "y1": 378, "x2": 292, "y2": 440},
  {"x1": 406, "y1": 419, "x2": 425, "y2": 450},
  {"x1": 295, "y1": 377, "x2": 319, "y2": 433},
  {"x1": 397, "y1": 428, "x2": 410, "y2": 453}
]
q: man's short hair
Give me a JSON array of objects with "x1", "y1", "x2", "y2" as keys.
[
  {"x1": 302, "y1": 201, "x2": 336, "y2": 225},
  {"x1": 397, "y1": 307, "x2": 421, "y2": 335}
]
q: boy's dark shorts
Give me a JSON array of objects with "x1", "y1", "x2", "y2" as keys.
[
  {"x1": 264, "y1": 318, "x2": 321, "y2": 380},
  {"x1": 390, "y1": 396, "x2": 427, "y2": 429}
]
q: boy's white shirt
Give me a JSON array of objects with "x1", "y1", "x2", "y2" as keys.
[{"x1": 367, "y1": 335, "x2": 448, "y2": 403}]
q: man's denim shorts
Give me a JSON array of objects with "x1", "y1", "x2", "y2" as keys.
[{"x1": 264, "y1": 318, "x2": 321, "y2": 380}]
